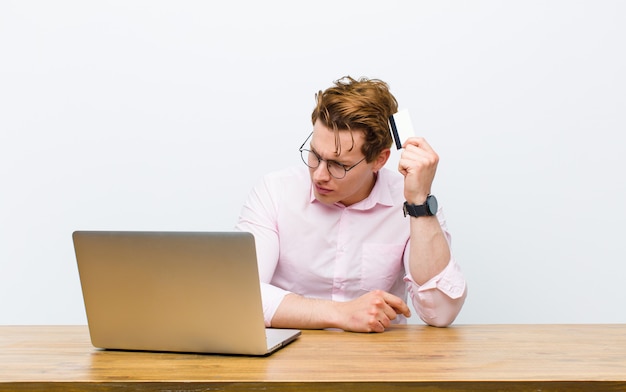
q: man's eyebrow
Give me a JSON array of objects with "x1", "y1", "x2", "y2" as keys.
[{"x1": 310, "y1": 145, "x2": 348, "y2": 165}]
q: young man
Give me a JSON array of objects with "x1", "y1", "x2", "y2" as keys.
[{"x1": 236, "y1": 76, "x2": 466, "y2": 332}]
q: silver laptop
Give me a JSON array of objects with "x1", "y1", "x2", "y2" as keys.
[{"x1": 73, "y1": 230, "x2": 300, "y2": 356}]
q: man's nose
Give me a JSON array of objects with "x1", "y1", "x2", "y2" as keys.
[{"x1": 312, "y1": 162, "x2": 331, "y2": 182}]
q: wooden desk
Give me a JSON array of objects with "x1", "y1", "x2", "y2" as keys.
[{"x1": 1, "y1": 324, "x2": 625, "y2": 391}]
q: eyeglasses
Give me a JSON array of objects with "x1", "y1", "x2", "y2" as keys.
[{"x1": 298, "y1": 132, "x2": 367, "y2": 179}]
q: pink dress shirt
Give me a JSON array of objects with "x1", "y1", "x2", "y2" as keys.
[{"x1": 236, "y1": 166, "x2": 467, "y2": 327}]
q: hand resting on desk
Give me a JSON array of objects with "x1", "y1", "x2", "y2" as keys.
[{"x1": 270, "y1": 290, "x2": 411, "y2": 333}]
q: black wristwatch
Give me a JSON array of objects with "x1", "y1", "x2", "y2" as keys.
[{"x1": 403, "y1": 195, "x2": 438, "y2": 218}]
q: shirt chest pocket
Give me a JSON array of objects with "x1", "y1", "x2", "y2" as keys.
[{"x1": 359, "y1": 243, "x2": 406, "y2": 292}]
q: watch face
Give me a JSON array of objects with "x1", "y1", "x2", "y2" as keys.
[{"x1": 427, "y1": 195, "x2": 438, "y2": 215}]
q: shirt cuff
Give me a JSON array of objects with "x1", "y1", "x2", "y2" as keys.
[
  {"x1": 404, "y1": 257, "x2": 466, "y2": 299},
  {"x1": 260, "y1": 282, "x2": 291, "y2": 327},
  {"x1": 404, "y1": 258, "x2": 467, "y2": 327}
]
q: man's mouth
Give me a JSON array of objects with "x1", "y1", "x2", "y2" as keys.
[{"x1": 314, "y1": 184, "x2": 333, "y2": 195}]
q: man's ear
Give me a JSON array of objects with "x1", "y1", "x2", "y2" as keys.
[{"x1": 373, "y1": 148, "x2": 391, "y2": 172}]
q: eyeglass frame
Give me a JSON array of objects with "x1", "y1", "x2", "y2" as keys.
[{"x1": 298, "y1": 132, "x2": 367, "y2": 179}]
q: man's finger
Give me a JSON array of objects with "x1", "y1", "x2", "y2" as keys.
[{"x1": 381, "y1": 292, "x2": 411, "y2": 317}]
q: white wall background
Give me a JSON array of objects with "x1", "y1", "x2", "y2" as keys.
[{"x1": 1, "y1": 0, "x2": 625, "y2": 325}]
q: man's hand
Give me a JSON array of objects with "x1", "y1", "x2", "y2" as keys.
[
  {"x1": 334, "y1": 290, "x2": 411, "y2": 333},
  {"x1": 398, "y1": 137, "x2": 439, "y2": 204}
]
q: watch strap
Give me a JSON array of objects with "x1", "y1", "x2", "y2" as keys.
[
  {"x1": 403, "y1": 195, "x2": 437, "y2": 218},
  {"x1": 403, "y1": 201, "x2": 429, "y2": 217}
]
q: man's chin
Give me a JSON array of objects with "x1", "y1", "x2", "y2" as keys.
[{"x1": 313, "y1": 190, "x2": 339, "y2": 205}]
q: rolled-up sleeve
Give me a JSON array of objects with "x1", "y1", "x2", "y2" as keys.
[
  {"x1": 404, "y1": 257, "x2": 467, "y2": 327},
  {"x1": 259, "y1": 283, "x2": 290, "y2": 327}
]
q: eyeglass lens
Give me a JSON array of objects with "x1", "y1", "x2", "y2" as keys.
[{"x1": 300, "y1": 149, "x2": 347, "y2": 179}]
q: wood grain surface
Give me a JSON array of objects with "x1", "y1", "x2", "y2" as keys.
[{"x1": 1, "y1": 324, "x2": 625, "y2": 391}]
